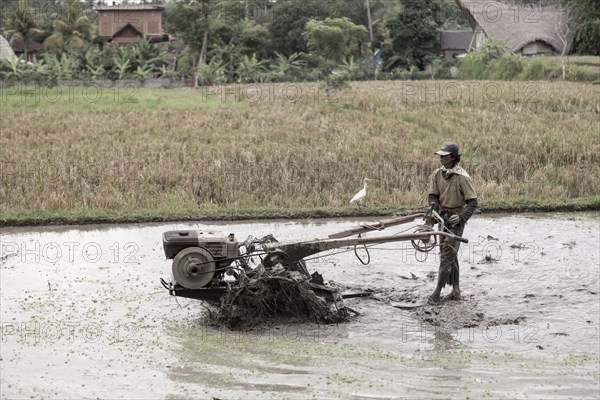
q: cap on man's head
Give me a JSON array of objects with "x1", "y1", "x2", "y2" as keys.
[{"x1": 435, "y1": 142, "x2": 460, "y2": 157}]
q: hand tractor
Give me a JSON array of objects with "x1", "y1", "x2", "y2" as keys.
[{"x1": 160, "y1": 206, "x2": 467, "y2": 311}]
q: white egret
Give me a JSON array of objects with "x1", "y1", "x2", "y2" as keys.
[{"x1": 350, "y1": 178, "x2": 371, "y2": 206}]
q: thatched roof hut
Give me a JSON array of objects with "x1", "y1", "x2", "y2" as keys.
[
  {"x1": 441, "y1": 30, "x2": 476, "y2": 58},
  {"x1": 455, "y1": 0, "x2": 576, "y2": 55},
  {"x1": 8, "y1": 37, "x2": 43, "y2": 62},
  {"x1": 0, "y1": 35, "x2": 17, "y2": 62}
]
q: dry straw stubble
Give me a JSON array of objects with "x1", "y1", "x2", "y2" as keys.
[{"x1": 0, "y1": 80, "x2": 598, "y2": 219}]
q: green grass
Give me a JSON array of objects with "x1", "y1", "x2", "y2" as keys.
[
  {"x1": 539, "y1": 56, "x2": 600, "y2": 82},
  {"x1": 0, "y1": 84, "x2": 247, "y2": 111},
  {"x1": 547, "y1": 55, "x2": 600, "y2": 66},
  {"x1": 459, "y1": 54, "x2": 600, "y2": 82},
  {"x1": 1, "y1": 198, "x2": 598, "y2": 227},
  {"x1": 0, "y1": 206, "x2": 389, "y2": 226}
]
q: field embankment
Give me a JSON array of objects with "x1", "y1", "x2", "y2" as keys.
[
  {"x1": 0, "y1": 80, "x2": 598, "y2": 226},
  {"x1": 458, "y1": 54, "x2": 600, "y2": 82}
]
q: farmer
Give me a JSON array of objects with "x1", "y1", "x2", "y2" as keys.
[{"x1": 427, "y1": 142, "x2": 477, "y2": 303}]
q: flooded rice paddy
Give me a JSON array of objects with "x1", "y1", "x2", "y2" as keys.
[{"x1": 1, "y1": 212, "x2": 599, "y2": 399}]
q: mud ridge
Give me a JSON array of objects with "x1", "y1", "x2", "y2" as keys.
[
  {"x1": 2, "y1": 202, "x2": 599, "y2": 227},
  {"x1": 342, "y1": 285, "x2": 528, "y2": 331}
]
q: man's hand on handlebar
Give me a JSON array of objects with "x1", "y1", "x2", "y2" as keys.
[
  {"x1": 448, "y1": 214, "x2": 460, "y2": 225},
  {"x1": 423, "y1": 215, "x2": 435, "y2": 227}
]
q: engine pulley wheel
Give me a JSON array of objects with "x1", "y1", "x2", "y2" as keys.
[{"x1": 172, "y1": 247, "x2": 215, "y2": 289}]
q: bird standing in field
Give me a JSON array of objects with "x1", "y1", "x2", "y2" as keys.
[{"x1": 350, "y1": 178, "x2": 371, "y2": 206}]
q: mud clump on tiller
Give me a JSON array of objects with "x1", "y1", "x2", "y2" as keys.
[{"x1": 209, "y1": 267, "x2": 348, "y2": 330}]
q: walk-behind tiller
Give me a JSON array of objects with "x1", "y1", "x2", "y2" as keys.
[{"x1": 160, "y1": 206, "x2": 468, "y2": 314}]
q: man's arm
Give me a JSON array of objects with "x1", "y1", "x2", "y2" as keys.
[
  {"x1": 428, "y1": 170, "x2": 440, "y2": 212},
  {"x1": 428, "y1": 193, "x2": 440, "y2": 212},
  {"x1": 459, "y1": 198, "x2": 478, "y2": 223},
  {"x1": 458, "y1": 174, "x2": 477, "y2": 223}
]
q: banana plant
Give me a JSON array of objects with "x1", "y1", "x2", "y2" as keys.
[
  {"x1": 236, "y1": 53, "x2": 268, "y2": 83},
  {"x1": 132, "y1": 36, "x2": 167, "y2": 71},
  {"x1": 0, "y1": 58, "x2": 25, "y2": 82},
  {"x1": 158, "y1": 65, "x2": 176, "y2": 79},
  {"x1": 208, "y1": 43, "x2": 240, "y2": 83},
  {"x1": 132, "y1": 65, "x2": 154, "y2": 82},
  {"x1": 197, "y1": 57, "x2": 227, "y2": 85},
  {"x1": 113, "y1": 59, "x2": 131, "y2": 80},
  {"x1": 86, "y1": 64, "x2": 105, "y2": 80},
  {"x1": 45, "y1": 53, "x2": 75, "y2": 81},
  {"x1": 74, "y1": 46, "x2": 103, "y2": 77},
  {"x1": 269, "y1": 52, "x2": 306, "y2": 82},
  {"x1": 336, "y1": 56, "x2": 364, "y2": 81},
  {"x1": 112, "y1": 48, "x2": 132, "y2": 80},
  {"x1": 30, "y1": 58, "x2": 47, "y2": 82}
]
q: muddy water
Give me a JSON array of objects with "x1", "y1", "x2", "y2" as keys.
[{"x1": 1, "y1": 213, "x2": 598, "y2": 399}]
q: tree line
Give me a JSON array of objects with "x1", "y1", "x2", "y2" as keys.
[{"x1": 0, "y1": 0, "x2": 598, "y2": 85}]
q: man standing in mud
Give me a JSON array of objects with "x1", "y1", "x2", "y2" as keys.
[{"x1": 427, "y1": 142, "x2": 477, "y2": 303}]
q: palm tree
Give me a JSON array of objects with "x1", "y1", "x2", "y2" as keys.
[
  {"x1": 3, "y1": 0, "x2": 43, "y2": 61},
  {"x1": 186, "y1": 0, "x2": 235, "y2": 86},
  {"x1": 43, "y1": 0, "x2": 94, "y2": 50},
  {"x1": 194, "y1": 0, "x2": 211, "y2": 87}
]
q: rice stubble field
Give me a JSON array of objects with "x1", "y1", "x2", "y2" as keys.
[{"x1": 0, "y1": 80, "x2": 598, "y2": 223}]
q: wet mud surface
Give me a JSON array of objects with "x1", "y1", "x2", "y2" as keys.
[{"x1": 1, "y1": 213, "x2": 599, "y2": 399}]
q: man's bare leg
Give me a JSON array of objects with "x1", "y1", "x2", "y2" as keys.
[
  {"x1": 428, "y1": 283, "x2": 443, "y2": 303},
  {"x1": 438, "y1": 284, "x2": 461, "y2": 302},
  {"x1": 450, "y1": 283, "x2": 461, "y2": 300}
]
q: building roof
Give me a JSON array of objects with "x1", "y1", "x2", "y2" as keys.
[
  {"x1": 0, "y1": 35, "x2": 17, "y2": 61},
  {"x1": 113, "y1": 22, "x2": 144, "y2": 37},
  {"x1": 455, "y1": 0, "x2": 575, "y2": 53},
  {"x1": 95, "y1": 4, "x2": 164, "y2": 11},
  {"x1": 93, "y1": 35, "x2": 168, "y2": 43},
  {"x1": 9, "y1": 37, "x2": 43, "y2": 53},
  {"x1": 441, "y1": 30, "x2": 474, "y2": 51},
  {"x1": 93, "y1": 23, "x2": 169, "y2": 44}
]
